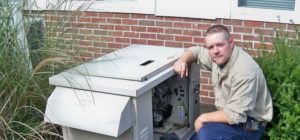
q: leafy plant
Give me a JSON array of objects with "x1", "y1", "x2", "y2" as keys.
[
  {"x1": 0, "y1": 0, "x2": 84, "y2": 139},
  {"x1": 255, "y1": 24, "x2": 300, "y2": 140}
]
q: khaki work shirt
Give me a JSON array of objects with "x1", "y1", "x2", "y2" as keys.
[{"x1": 188, "y1": 46, "x2": 273, "y2": 125}]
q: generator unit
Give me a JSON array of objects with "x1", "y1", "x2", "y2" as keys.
[{"x1": 44, "y1": 44, "x2": 200, "y2": 140}]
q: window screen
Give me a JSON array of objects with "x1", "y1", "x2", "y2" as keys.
[{"x1": 238, "y1": 0, "x2": 295, "y2": 11}]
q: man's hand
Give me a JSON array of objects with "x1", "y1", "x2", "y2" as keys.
[
  {"x1": 173, "y1": 60, "x2": 189, "y2": 78},
  {"x1": 194, "y1": 110, "x2": 230, "y2": 132},
  {"x1": 194, "y1": 115, "x2": 206, "y2": 132}
]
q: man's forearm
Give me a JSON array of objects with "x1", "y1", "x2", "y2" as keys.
[
  {"x1": 200, "y1": 110, "x2": 229, "y2": 124},
  {"x1": 178, "y1": 50, "x2": 195, "y2": 64}
]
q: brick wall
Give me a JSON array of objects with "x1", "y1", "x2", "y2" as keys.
[{"x1": 40, "y1": 11, "x2": 299, "y2": 104}]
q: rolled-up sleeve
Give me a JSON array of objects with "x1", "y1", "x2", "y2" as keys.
[
  {"x1": 223, "y1": 75, "x2": 258, "y2": 125},
  {"x1": 187, "y1": 46, "x2": 213, "y2": 70}
]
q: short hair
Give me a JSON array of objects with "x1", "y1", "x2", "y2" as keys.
[{"x1": 205, "y1": 25, "x2": 231, "y2": 41}]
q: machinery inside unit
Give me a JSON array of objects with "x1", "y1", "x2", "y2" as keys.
[{"x1": 152, "y1": 74, "x2": 190, "y2": 139}]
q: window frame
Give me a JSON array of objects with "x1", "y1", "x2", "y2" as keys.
[
  {"x1": 33, "y1": 0, "x2": 155, "y2": 14},
  {"x1": 231, "y1": 0, "x2": 300, "y2": 24}
]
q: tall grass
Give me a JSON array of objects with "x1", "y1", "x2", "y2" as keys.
[
  {"x1": 255, "y1": 24, "x2": 300, "y2": 139},
  {"x1": 0, "y1": 0, "x2": 84, "y2": 139}
]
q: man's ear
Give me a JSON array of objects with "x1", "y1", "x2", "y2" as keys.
[{"x1": 229, "y1": 38, "x2": 234, "y2": 47}]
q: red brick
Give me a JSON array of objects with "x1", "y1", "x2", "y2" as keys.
[
  {"x1": 156, "y1": 21, "x2": 173, "y2": 27},
  {"x1": 99, "y1": 12, "x2": 113, "y2": 17},
  {"x1": 72, "y1": 23, "x2": 84, "y2": 28},
  {"x1": 122, "y1": 19, "x2": 137, "y2": 25},
  {"x1": 233, "y1": 27, "x2": 253, "y2": 34},
  {"x1": 234, "y1": 41, "x2": 252, "y2": 48},
  {"x1": 116, "y1": 38, "x2": 130, "y2": 43},
  {"x1": 131, "y1": 14, "x2": 146, "y2": 19},
  {"x1": 102, "y1": 48, "x2": 117, "y2": 54},
  {"x1": 107, "y1": 18, "x2": 121, "y2": 24},
  {"x1": 131, "y1": 26, "x2": 146, "y2": 32},
  {"x1": 244, "y1": 21, "x2": 264, "y2": 27},
  {"x1": 86, "y1": 35, "x2": 99, "y2": 41},
  {"x1": 254, "y1": 43, "x2": 273, "y2": 50},
  {"x1": 92, "y1": 18, "x2": 106, "y2": 23},
  {"x1": 183, "y1": 30, "x2": 201, "y2": 36},
  {"x1": 223, "y1": 19, "x2": 242, "y2": 26},
  {"x1": 115, "y1": 25, "x2": 130, "y2": 31},
  {"x1": 94, "y1": 30, "x2": 108, "y2": 35},
  {"x1": 87, "y1": 47, "x2": 101, "y2": 53},
  {"x1": 84, "y1": 12, "x2": 98, "y2": 17},
  {"x1": 100, "y1": 24, "x2": 114, "y2": 30},
  {"x1": 80, "y1": 29, "x2": 92, "y2": 34},
  {"x1": 72, "y1": 34, "x2": 85, "y2": 40},
  {"x1": 93, "y1": 42, "x2": 107, "y2": 47},
  {"x1": 265, "y1": 22, "x2": 286, "y2": 29},
  {"x1": 165, "y1": 41, "x2": 182, "y2": 48},
  {"x1": 139, "y1": 20, "x2": 155, "y2": 26},
  {"x1": 201, "y1": 71, "x2": 212, "y2": 77},
  {"x1": 165, "y1": 17, "x2": 182, "y2": 22},
  {"x1": 140, "y1": 33, "x2": 156, "y2": 39},
  {"x1": 108, "y1": 31, "x2": 123, "y2": 37},
  {"x1": 165, "y1": 29, "x2": 182, "y2": 35},
  {"x1": 78, "y1": 17, "x2": 90, "y2": 22},
  {"x1": 231, "y1": 34, "x2": 242, "y2": 40},
  {"x1": 175, "y1": 36, "x2": 192, "y2": 42},
  {"x1": 79, "y1": 41, "x2": 92, "y2": 46},
  {"x1": 147, "y1": 27, "x2": 164, "y2": 33},
  {"x1": 193, "y1": 24, "x2": 210, "y2": 30},
  {"x1": 243, "y1": 35, "x2": 260, "y2": 41},
  {"x1": 80, "y1": 52, "x2": 93, "y2": 58},
  {"x1": 194, "y1": 37, "x2": 205, "y2": 43},
  {"x1": 202, "y1": 85, "x2": 214, "y2": 90},
  {"x1": 174, "y1": 22, "x2": 192, "y2": 29},
  {"x1": 183, "y1": 18, "x2": 202, "y2": 23},
  {"x1": 255, "y1": 29, "x2": 274, "y2": 36},
  {"x1": 85, "y1": 23, "x2": 99, "y2": 29},
  {"x1": 108, "y1": 43, "x2": 123, "y2": 48},
  {"x1": 184, "y1": 43, "x2": 197, "y2": 48},
  {"x1": 209, "y1": 92, "x2": 215, "y2": 97},
  {"x1": 263, "y1": 36, "x2": 273, "y2": 43},
  {"x1": 101, "y1": 36, "x2": 114, "y2": 42},
  {"x1": 157, "y1": 34, "x2": 174, "y2": 40},
  {"x1": 131, "y1": 39, "x2": 147, "y2": 44},
  {"x1": 115, "y1": 13, "x2": 129, "y2": 18},
  {"x1": 200, "y1": 97, "x2": 215, "y2": 104},
  {"x1": 68, "y1": 28, "x2": 78, "y2": 33},
  {"x1": 200, "y1": 78, "x2": 208, "y2": 84},
  {"x1": 147, "y1": 15, "x2": 165, "y2": 20},
  {"x1": 200, "y1": 91, "x2": 209, "y2": 96},
  {"x1": 148, "y1": 40, "x2": 164, "y2": 46},
  {"x1": 124, "y1": 32, "x2": 139, "y2": 38},
  {"x1": 93, "y1": 53, "x2": 103, "y2": 58},
  {"x1": 287, "y1": 24, "x2": 300, "y2": 30}
]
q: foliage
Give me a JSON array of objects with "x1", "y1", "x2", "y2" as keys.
[
  {"x1": 255, "y1": 24, "x2": 300, "y2": 140},
  {"x1": 0, "y1": 0, "x2": 82, "y2": 139}
]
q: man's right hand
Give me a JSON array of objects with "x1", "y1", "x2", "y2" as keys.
[{"x1": 173, "y1": 60, "x2": 189, "y2": 78}]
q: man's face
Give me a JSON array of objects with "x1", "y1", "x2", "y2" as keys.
[{"x1": 205, "y1": 32, "x2": 234, "y2": 66}]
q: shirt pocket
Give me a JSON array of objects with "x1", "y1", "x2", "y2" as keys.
[{"x1": 222, "y1": 81, "x2": 231, "y2": 99}]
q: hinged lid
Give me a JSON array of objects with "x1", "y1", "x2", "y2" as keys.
[{"x1": 69, "y1": 45, "x2": 183, "y2": 81}]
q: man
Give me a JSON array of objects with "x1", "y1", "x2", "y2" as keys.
[{"x1": 173, "y1": 25, "x2": 273, "y2": 139}]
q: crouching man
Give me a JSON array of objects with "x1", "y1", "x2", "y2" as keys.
[{"x1": 174, "y1": 25, "x2": 273, "y2": 140}]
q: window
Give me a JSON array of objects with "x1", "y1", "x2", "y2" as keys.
[
  {"x1": 238, "y1": 0, "x2": 295, "y2": 11},
  {"x1": 231, "y1": 0, "x2": 300, "y2": 24},
  {"x1": 34, "y1": 0, "x2": 154, "y2": 14}
]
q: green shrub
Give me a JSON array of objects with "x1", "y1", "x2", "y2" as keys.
[{"x1": 255, "y1": 24, "x2": 300, "y2": 140}]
